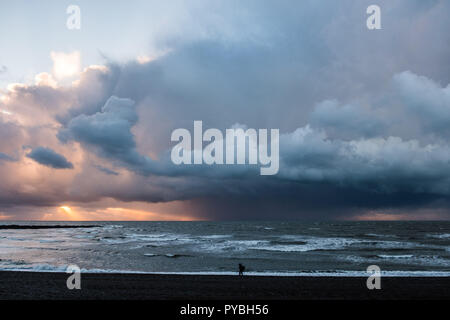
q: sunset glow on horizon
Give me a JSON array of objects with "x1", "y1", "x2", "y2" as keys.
[{"x1": 33, "y1": 205, "x2": 202, "y2": 221}]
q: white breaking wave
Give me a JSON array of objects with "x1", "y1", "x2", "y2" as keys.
[
  {"x1": 377, "y1": 255, "x2": 414, "y2": 259},
  {"x1": 427, "y1": 233, "x2": 450, "y2": 239}
]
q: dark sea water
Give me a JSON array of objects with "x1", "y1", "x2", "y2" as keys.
[{"x1": 0, "y1": 221, "x2": 449, "y2": 276}]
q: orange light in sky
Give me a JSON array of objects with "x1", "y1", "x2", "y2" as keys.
[
  {"x1": 39, "y1": 205, "x2": 200, "y2": 221},
  {"x1": 55, "y1": 205, "x2": 82, "y2": 220},
  {"x1": 60, "y1": 206, "x2": 72, "y2": 214}
]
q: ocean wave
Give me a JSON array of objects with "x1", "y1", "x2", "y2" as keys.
[
  {"x1": 101, "y1": 232, "x2": 194, "y2": 245},
  {"x1": 343, "y1": 254, "x2": 450, "y2": 267},
  {"x1": 252, "y1": 236, "x2": 363, "y2": 252},
  {"x1": 39, "y1": 239, "x2": 65, "y2": 243},
  {"x1": 191, "y1": 235, "x2": 427, "y2": 253},
  {"x1": 253, "y1": 245, "x2": 311, "y2": 252},
  {"x1": 23, "y1": 246, "x2": 69, "y2": 251},
  {"x1": 427, "y1": 233, "x2": 450, "y2": 239},
  {"x1": 255, "y1": 226, "x2": 275, "y2": 230},
  {"x1": 377, "y1": 254, "x2": 414, "y2": 259},
  {"x1": 364, "y1": 233, "x2": 397, "y2": 238},
  {"x1": 195, "y1": 240, "x2": 271, "y2": 252},
  {"x1": 144, "y1": 253, "x2": 192, "y2": 258},
  {"x1": 199, "y1": 235, "x2": 233, "y2": 240},
  {"x1": 0, "y1": 259, "x2": 29, "y2": 266}
]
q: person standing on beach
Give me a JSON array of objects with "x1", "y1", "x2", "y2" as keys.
[{"x1": 238, "y1": 263, "x2": 245, "y2": 276}]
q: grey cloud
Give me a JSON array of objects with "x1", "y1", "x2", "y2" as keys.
[
  {"x1": 58, "y1": 96, "x2": 138, "y2": 156},
  {"x1": 279, "y1": 126, "x2": 450, "y2": 195},
  {"x1": 0, "y1": 152, "x2": 15, "y2": 162},
  {"x1": 0, "y1": 120, "x2": 24, "y2": 161},
  {"x1": 393, "y1": 71, "x2": 450, "y2": 133},
  {"x1": 58, "y1": 96, "x2": 165, "y2": 176},
  {"x1": 309, "y1": 100, "x2": 386, "y2": 139},
  {"x1": 56, "y1": 66, "x2": 119, "y2": 125},
  {"x1": 94, "y1": 165, "x2": 119, "y2": 176},
  {"x1": 26, "y1": 147, "x2": 73, "y2": 169}
]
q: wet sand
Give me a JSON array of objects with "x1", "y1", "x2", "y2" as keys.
[{"x1": 0, "y1": 271, "x2": 448, "y2": 300}]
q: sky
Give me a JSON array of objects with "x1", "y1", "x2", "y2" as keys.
[{"x1": 1, "y1": 0, "x2": 450, "y2": 220}]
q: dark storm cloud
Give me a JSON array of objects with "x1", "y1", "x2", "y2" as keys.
[
  {"x1": 58, "y1": 96, "x2": 139, "y2": 159},
  {"x1": 185, "y1": 185, "x2": 447, "y2": 221},
  {"x1": 26, "y1": 147, "x2": 73, "y2": 169}
]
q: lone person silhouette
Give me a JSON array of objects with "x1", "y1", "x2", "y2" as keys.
[{"x1": 238, "y1": 263, "x2": 245, "y2": 276}]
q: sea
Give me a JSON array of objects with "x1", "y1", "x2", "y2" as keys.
[{"x1": 0, "y1": 221, "x2": 449, "y2": 276}]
